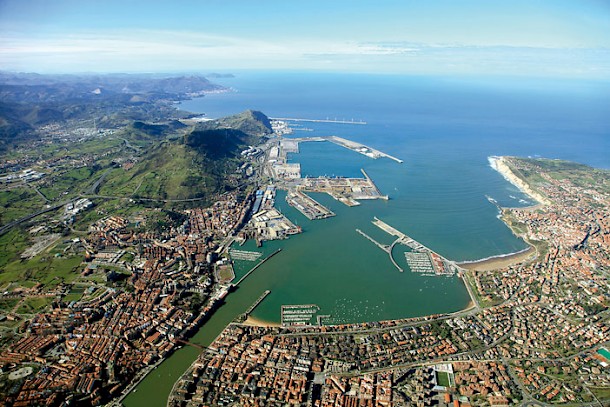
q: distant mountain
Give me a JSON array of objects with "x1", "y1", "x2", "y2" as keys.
[
  {"x1": 0, "y1": 72, "x2": 225, "y2": 102},
  {"x1": 0, "y1": 103, "x2": 33, "y2": 148},
  {"x1": 0, "y1": 71, "x2": 227, "y2": 148},
  {"x1": 185, "y1": 110, "x2": 272, "y2": 159}
]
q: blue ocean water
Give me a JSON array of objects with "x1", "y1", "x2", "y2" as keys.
[{"x1": 180, "y1": 72, "x2": 609, "y2": 323}]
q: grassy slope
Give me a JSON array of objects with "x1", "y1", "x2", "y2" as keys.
[{"x1": 99, "y1": 141, "x2": 217, "y2": 201}]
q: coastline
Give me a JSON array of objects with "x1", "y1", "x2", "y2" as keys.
[{"x1": 488, "y1": 156, "x2": 552, "y2": 206}]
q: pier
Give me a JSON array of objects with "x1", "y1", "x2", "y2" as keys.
[
  {"x1": 271, "y1": 117, "x2": 367, "y2": 125},
  {"x1": 244, "y1": 290, "x2": 271, "y2": 316},
  {"x1": 234, "y1": 248, "x2": 282, "y2": 286}
]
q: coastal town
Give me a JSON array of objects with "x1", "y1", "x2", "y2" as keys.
[
  {"x1": 0, "y1": 113, "x2": 609, "y2": 407},
  {"x1": 168, "y1": 155, "x2": 610, "y2": 406}
]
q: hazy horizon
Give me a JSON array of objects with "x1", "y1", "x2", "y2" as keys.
[{"x1": 1, "y1": 0, "x2": 609, "y2": 79}]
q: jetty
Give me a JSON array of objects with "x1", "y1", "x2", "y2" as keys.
[
  {"x1": 355, "y1": 229, "x2": 390, "y2": 253},
  {"x1": 356, "y1": 217, "x2": 457, "y2": 275},
  {"x1": 234, "y1": 248, "x2": 282, "y2": 286},
  {"x1": 373, "y1": 217, "x2": 426, "y2": 251},
  {"x1": 324, "y1": 136, "x2": 403, "y2": 163},
  {"x1": 271, "y1": 117, "x2": 367, "y2": 125},
  {"x1": 244, "y1": 290, "x2": 271, "y2": 316},
  {"x1": 355, "y1": 228, "x2": 403, "y2": 272}
]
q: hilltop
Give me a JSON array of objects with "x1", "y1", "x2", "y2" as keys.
[{"x1": 185, "y1": 110, "x2": 272, "y2": 159}]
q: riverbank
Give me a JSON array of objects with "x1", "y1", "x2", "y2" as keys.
[{"x1": 488, "y1": 156, "x2": 552, "y2": 206}]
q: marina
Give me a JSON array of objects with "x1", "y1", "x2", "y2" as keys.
[
  {"x1": 229, "y1": 249, "x2": 262, "y2": 262},
  {"x1": 281, "y1": 304, "x2": 320, "y2": 326},
  {"x1": 234, "y1": 248, "x2": 282, "y2": 286},
  {"x1": 353, "y1": 217, "x2": 456, "y2": 276}
]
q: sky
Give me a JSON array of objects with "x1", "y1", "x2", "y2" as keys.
[{"x1": 1, "y1": 0, "x2": 610, "y2": 77}]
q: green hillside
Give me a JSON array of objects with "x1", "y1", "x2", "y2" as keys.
[
  {"x1": 99, "y1": 142, "x2": 216, "y2": 201},
  {"x1": 99, "y1": 110, "x2": 271, "y2": 203}
]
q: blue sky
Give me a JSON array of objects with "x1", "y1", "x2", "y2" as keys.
[{"x1": 1, "y1": 0, "x2": 609, "y2": 77}]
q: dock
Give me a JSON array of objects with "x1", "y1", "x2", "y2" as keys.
[
  {"x1": 244, "y1": 290, "x2": 271, "y2": 316},
  {"x1": 271, "y1": 117, "x2": 367, "y2": 125},
  {"x1": 234, "y1": 248, "x2": 282, "y2": 286},
  {"x1": 286, "y1": 190, "x2": 335, "y2": 220}
]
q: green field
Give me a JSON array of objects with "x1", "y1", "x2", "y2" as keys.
[
  {"x1": 16, "y1": 296, "x2": 54, "y2": 314},
  {"x1": 0, "y1": 254, "x2": 83, "y2": 288},
  {"x1": 0, "y1": 228, "x2": 29, "y2": 268},
  {"x1": 512, "y1": 157, "x2": 610, "y2": 195},
  {"x1": 63, "y1": 285, "x2": 86, "y2": 302},
  {"x1": 0, "y1": 188, "x2": 46, "y2": 226},
  {"x1": 436, "y1": 371, "x2": 451, "y2": 387},
  {"x1": 38, "y1": 166, "x2": 98, "y2": 200}
]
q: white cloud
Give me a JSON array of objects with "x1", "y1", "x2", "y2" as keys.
[{"x1": 0, "y1": 29, "x2": 608, "y2": 78}]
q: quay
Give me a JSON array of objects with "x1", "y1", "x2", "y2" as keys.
[
  {"x1": 271, "y1": 117, "x2": 367, "y2": 125},
  {"x1": 244, "y1": 290, "x2": 271, "y2": 316},
  {"x1": 234, "y1": 248, "x2": 282, "y2": 286},
  {"x1": 286, "y1": 190, "x2": 335, "y2": 220}
]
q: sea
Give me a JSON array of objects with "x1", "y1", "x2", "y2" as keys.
[{"x1": 124, "y1": 72, "x2": 610, "y2": 406}]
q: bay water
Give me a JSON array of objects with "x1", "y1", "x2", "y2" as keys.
[{"x1": 125, "y1": 72, "x2": 610, "y2": 406}]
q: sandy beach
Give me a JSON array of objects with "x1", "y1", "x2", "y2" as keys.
[
  {"x1": 459, "y1": 245, "x2": 536, "y2": 271},
  {"x1": 489, "y1": 156, "x2": 552, "y2": 206},
  {"x1": 242, "y1": 315, "x2": 281, "y2": 328}
]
